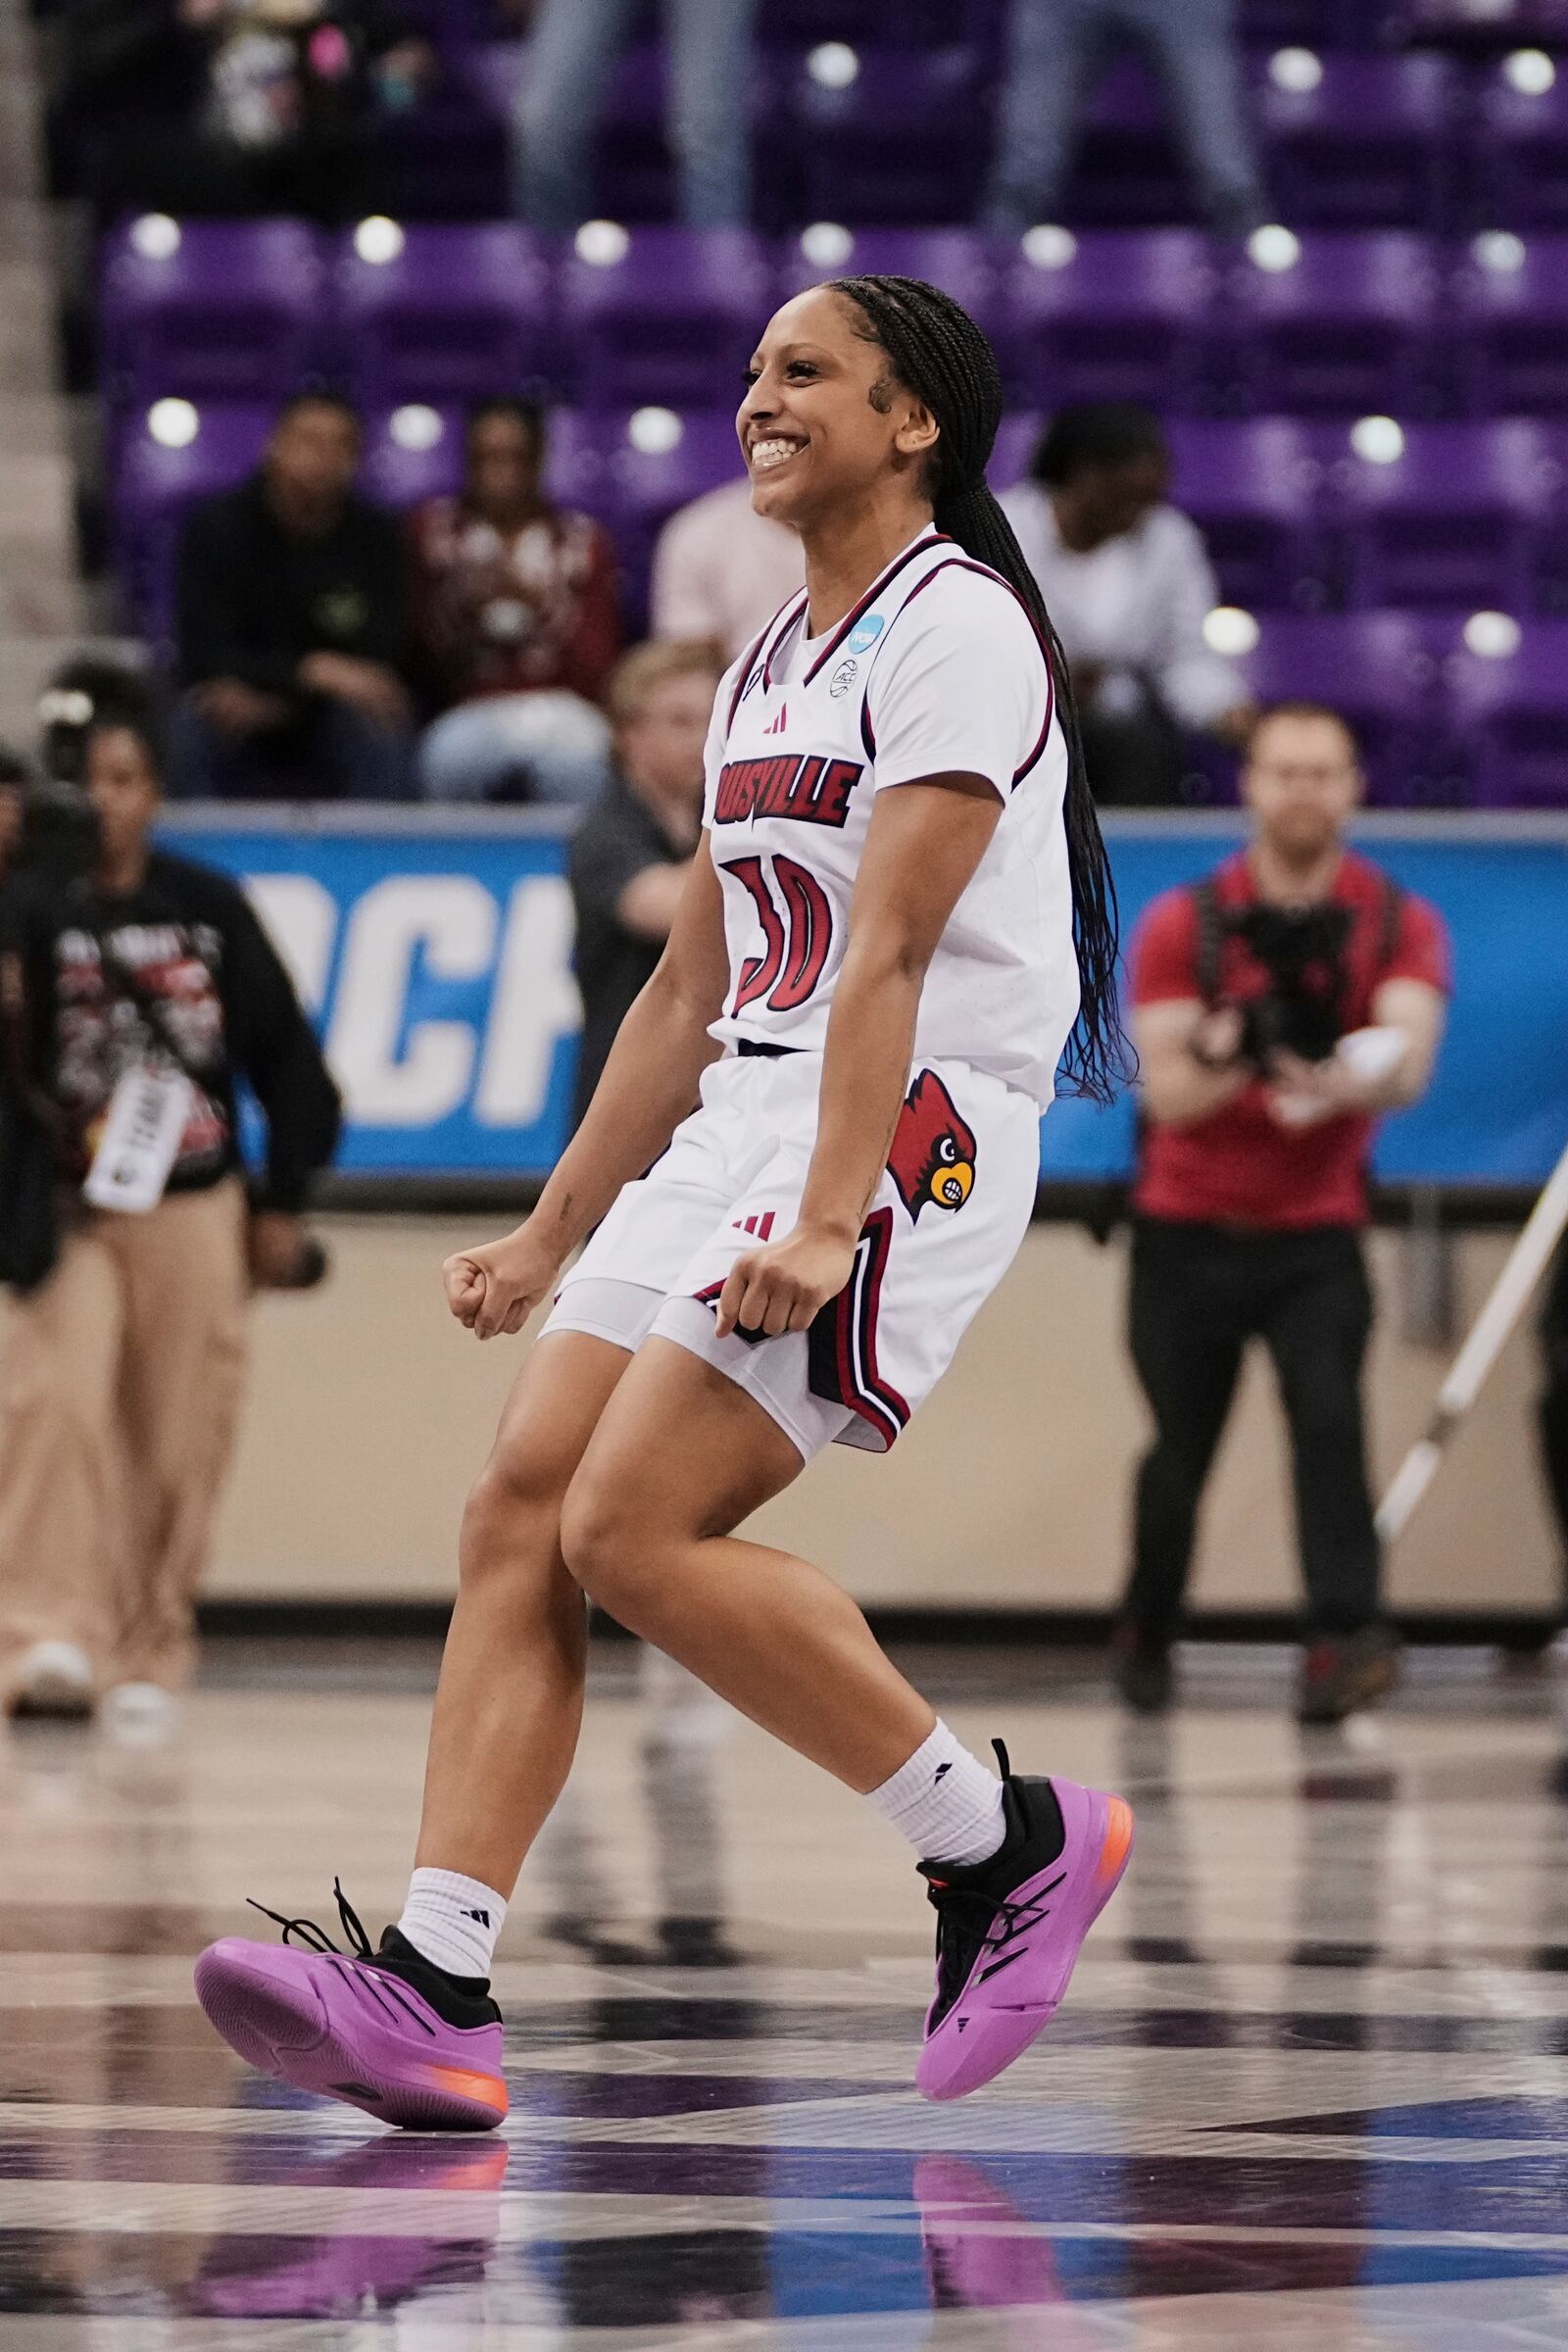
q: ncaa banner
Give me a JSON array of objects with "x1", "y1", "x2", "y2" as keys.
[{"x1": 160, "y1": 808, "x2": 1568, "y2": 1189}]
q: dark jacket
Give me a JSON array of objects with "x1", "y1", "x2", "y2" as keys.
[
  {"x1": 1, "y1": 849, "x2": 340, "y2": 1211},
  {"x1": 175, "y1": 472, "x2": 410, "y2": 702}
]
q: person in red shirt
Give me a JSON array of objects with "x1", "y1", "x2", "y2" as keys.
[
  {"x1": 410, "y1": 399, "x2": 620, "y2": 807},
  {"x1": 1119, "y1": 701, "x2": 1449, "y2": 1724}
]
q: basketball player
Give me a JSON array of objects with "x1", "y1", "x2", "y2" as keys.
[{"x1": 194, "y1": 277, "x2": 1134, "y2": 2127}]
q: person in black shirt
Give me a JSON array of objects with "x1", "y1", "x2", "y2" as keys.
[
  {"x1": 169, "y1": 392, "x2": 416, "y2": 802},
  {"x1": 0, "y1": 710, "x2": 339, "y2": 1723},
  {"x1": 567, "y1": 641, "x2": 719, "y2": 1133}
]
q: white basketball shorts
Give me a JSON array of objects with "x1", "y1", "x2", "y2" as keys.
[{"x1": 540, "y1": 1047, "x2": 1041, "y2": 1464}]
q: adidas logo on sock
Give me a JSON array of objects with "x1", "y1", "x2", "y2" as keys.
[{"x1": 463, "y1": 1907, "x2": 491, "y2": 1927}]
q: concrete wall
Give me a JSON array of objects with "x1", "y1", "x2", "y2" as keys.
[{"x1": 205, "y1": 1214, "x2": 1560, "y2": 1616}]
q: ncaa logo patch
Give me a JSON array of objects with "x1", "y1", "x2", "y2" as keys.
[
  {"x1": 829, "y1": 658, "x2": 858, "y2": 698},
  {"x1": 845, "y1": 612, "x2": 885, "y2": 654}
]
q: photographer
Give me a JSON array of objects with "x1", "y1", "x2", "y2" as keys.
[
  {"x1": 0, "y1": 710, "x2": 339, "y2": 1724},
  {"x1": 1116, "y1": 702, "x2": 1449, "y2": 1724}
]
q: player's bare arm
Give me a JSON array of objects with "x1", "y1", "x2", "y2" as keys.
[
  {"x1": 715, "y1": 773, "x2": 1003, "y2": 1340},
  {"x1": 445, "y1": 838, "x2": 731, "y2": 1339}
]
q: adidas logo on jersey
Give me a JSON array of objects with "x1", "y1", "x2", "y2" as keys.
[
  {"x1": 763, "y1": 703, "x2": 789, "y2": 737},
  {"x1": 731, "y1": 1210, "x2": 776, "y2": 1241}
]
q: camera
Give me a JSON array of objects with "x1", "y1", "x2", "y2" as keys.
[{"x1": 1224, "y1": 902, "x2": 1355, "y2": 1069}]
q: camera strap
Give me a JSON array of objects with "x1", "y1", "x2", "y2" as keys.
[
  {"x1": 79, "y1": 918, "x2": 205, "y2": 1216},
  {"x1": 1190, "y1": 872, "x2": 1404, "y2": 1005}
]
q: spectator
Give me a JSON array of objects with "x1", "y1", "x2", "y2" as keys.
[
  {"x1": 1116, "y1": 702, "x2": 1449, "y2": 1725},
  {"x1": 650, "y1": 478, "x2": 804, "y2": 666},
  {"x1": 0, "y1": 710, "x2": 339, "y2": 1723},
  {"x1": 1002, "y1": 404, "x2": 1254, "y2": 807},
  {"x1": 48, "y1": 0, "x2": 437, "y2": 223},
  {"x1": 169, "y1": 392, "x2": 416, "y2": 802},
  {"x1": 514, "y1": 0, "x2": 760, "y2": 231},
  {"x1": 567, "y1": 640, "x2": 718, "y2": 1130},
  {"x1": 411, "y1": 399, "x2": 620, "y2": 807},
  {"x1": 984, "y1": 0, "x2": 1269, "y2": 241}
]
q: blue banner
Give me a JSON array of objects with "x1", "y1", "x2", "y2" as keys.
[{"x1": 160, "y1": 810, "x2": 1568, "y2": 1188}]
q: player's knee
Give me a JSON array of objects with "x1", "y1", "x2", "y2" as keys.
[
  {"x1": 458, "y1": 1442, "x2": 572, "y2": 1594},
  {"x1": 559, "y1": 1475, "x2": 662, "y2": 1627}
]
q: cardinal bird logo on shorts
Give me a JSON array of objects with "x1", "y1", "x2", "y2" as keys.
[{"x1": 888, "y1": 1070, "x2": 978, "y2": 1223}]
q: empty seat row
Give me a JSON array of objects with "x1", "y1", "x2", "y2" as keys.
[{"x1": 98, "y1": 220, "x2": 1568, "y2": 423}]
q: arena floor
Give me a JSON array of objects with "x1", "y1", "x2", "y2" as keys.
[{"x1": 3, "y1": 1641, "x2": 1566, "y2": 2349}]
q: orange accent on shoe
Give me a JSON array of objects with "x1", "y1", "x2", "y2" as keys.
[
  {"x1": 1094, "y1": 1796, "x2": 1135, "y2": 1890},
  {"x1": 427, "y1": 2065, "x2": 509, "y2": 2115}
]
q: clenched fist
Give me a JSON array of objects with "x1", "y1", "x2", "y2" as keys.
[
  {"x1": 443, "y1": 1223, "x2": 564, "y2": 1341},
  {"x1": 715, "y1": 1222, "x2": 857, "y2": 1341}
]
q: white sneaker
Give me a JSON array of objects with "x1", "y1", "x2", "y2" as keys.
[
  {"x1": 9, "y1": 1641, "x2": 94, "y2": 1720},
  {"x1": 101, "y1": 1682, "x2": 180, "y2": 1744}
]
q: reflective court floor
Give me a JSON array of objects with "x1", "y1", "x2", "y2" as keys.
[{"x1": 4, "y1": 1640, "x2": 1568, "y2": 2350}]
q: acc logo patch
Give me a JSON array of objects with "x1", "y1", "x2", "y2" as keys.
[
  {"x1": 845, "y1": 612, "x2": 885, "y2": 654},
  {"x1": 828, "y1": 658, "x2": 858, "y2": 698}
]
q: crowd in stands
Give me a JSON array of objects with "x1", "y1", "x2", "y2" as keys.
[
  {"x1": 150, "y1": 384, "x2": 1238, "y2": 811},
  {"x1": 46, "y1": 0, "x2": 1268, "y2": 233}
]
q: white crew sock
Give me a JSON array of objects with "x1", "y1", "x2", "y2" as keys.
[
  {"x1": 396, "y1": 1868, "x2": 507, "y2": 1981},
  {"x1": 865, "y1": 1720, "x2": 1007, "y2": 1866}
]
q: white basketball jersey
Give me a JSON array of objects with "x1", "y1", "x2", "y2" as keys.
[{"x1": 702, "y1": 525, "x2": 1080, "y2": 1106}]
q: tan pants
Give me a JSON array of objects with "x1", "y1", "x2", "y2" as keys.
[{"x1": 0, "y1": 1177, "x2": 248, "y2": 1696}]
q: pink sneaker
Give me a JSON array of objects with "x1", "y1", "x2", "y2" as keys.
[
  {"x1": 194, "y1": 1882, "x2": 508, "y2": 2132},
  {"x1": 915, "y1": 1742, "x2": 1133, "y2": 2102}
]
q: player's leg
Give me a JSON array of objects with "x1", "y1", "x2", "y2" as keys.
[
  {"x1": 192, "y1": 1327, "x2": 633, "y2": 2132},
  {"x1": 564, "y1": 1334, "x2": 933, "y2": 1783},
  {"x1": 560, "y1": 1333, "x2": 1133, "y2": 2101},
  {"x1": 410, "y1": 1330, "x2": 632, "y2": 1895}
]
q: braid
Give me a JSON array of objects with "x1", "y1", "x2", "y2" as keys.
[{"x1": 829, "y1": 273, "x2": 1125, "y2": 1106}]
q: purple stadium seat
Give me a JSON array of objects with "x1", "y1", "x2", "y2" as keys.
[
  {"x1": 1000, "y1": 229, "x2": 1220, "y2": 412},
  {"x1": 1230, "y1": 611, "x2": 1453, "y2": 802},
  {"x1": 1455, "y1": 233, "x2": 1568, "y2": 416},
  {"x1": 1166, "y1": 417, "x2": 1328, "y2": 610},
  {"x1": 558, "y1": 228, "x2": 773, "y2": 409},
  {"x1": 1445, "y1": 619, "x2": 1568, "y2": 805},
  {"x1": 329, "y1": 224, "x2": 554, "y2": 410},
  {"x1": 777, "y1": 228, "x2": 1002, "y2": 337},
  {"x1": 113, "y1": 402, "x2": 274, "y2": 642},
  {"x1": 1477, "y1": 68, "x2": 1568, "y2": 231},
  {"x1": 1324, "y1": 418, "x2": 1561, "y2": 612},
  {"x1": 1221, "y1": 231, "x2": 1444, "y2": 416},
  {"x1": 1257, "y1": 54, "x2": 1457, "y2": 230},
  {"x1": 1063, "y1": 54, "x2": 1189, "y2": 230},
  {"x1": 99, "y1": 220, "x2": 324, "y2": 411},
  {"x1": 792, "y1": 47, "x2": 991, "y2": 224},
  {"x1": 1240, "y1": 0, "x2": 1368, "y2": 41},
  {"x1": 360, "y1": 407, "x2": 467, "y2": 510}
]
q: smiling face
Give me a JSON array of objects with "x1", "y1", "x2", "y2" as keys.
[{"x1": 736, "y1": 286, "x2": 941, "y2": 534}]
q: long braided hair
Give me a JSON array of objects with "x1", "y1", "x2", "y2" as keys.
[{"x1": 828, "y1": 273, "x2": 1125, "y2": 1104}]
